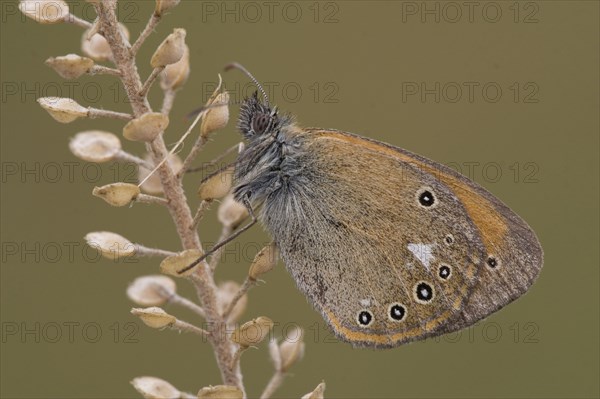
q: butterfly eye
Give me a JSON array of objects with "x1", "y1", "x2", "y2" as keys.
[
  {"x1": 414, "y1": 281, "x2": 435, "y2": 304},
  {"x1": 357, "y1": 310, "x2": 373, "y2": 327},
  {"x1": 417, "y1": 187, "x2": 437, "y2": 208},
  {"x1": 438, "y1": 265, "x2": 452, "y2": 280},
  {"x1": 388, "y1": 304, "x2": 407, "y2": 322},
  {"x1": 486, "y1": 255, "x2": 500, "y2": 269},
  {"x1": 251, "y1": 113, "x2": 271, "y2": 134},
  {"x1": 444, "y1": 234, "x2": 454, "y2": 245}
]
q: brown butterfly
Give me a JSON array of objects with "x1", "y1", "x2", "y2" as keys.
[{"x1": 183, "y1": 63, "x2": 543, "y2": 349}]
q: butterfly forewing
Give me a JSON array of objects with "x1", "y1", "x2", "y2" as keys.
[{"x1": 260, "y1": 127, "x2": 542, "y2": 348}]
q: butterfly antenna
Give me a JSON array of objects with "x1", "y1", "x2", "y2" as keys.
[{"x1": 224, "y1": 62, "x2": 270, "y2": 108}]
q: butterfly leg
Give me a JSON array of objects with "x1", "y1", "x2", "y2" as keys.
[{"x1": 177, "y1": 196, "x2": 257, "y2": 274}]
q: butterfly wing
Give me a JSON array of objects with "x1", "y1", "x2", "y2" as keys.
[{"x1": 261, "y1": 128, "x2": 543, "y2": 348}]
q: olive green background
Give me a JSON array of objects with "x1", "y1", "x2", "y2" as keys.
[{"x1": 1, "y1": 1, "x2": 598, "y2": 398}]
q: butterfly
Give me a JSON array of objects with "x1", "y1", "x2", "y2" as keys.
[{"x1": 184, "y1": 64, "x2": 543, "y2": 349}]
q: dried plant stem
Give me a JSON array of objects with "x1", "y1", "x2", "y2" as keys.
[
  {"x1": 131, "y1": 13, "x2": 161, "y2": 56},
  {"x1": 179, "y1": 135, "x2": 209, "y2": 178},
  {"x1": 161, "y1": 88, "x2": 176, "y2": 115},
  {"x1": 64, "y1": 13, "x2": 92, "y2": 29},
  {"x1": 192, "y1": 200, "x2": 212, "y2": 228},
  {"x1": 168, "y1": 293, "x2": 206, "y2": 318},
  {"x1": 95, "y1": 1, "x2": 200, "y2": 250},
  {"x1": 134, "y1": 245, "x2": 176, "y2": 258},
  {"x1": 231, "y1": 346, "x2": 247, "y2": 369},
  {"x1": 260, "y1": 371, "x2": 286, "y2": 399},
  {"x1": 115, "y1": 150, "x2": 153, "y2": 169},
  {"x1": 135, "y1": 193, "x2": 169, "y2": 206},
  {"x1": 172, "y1": 319, "x2": 209, "y2": 338},
  {"x1": 89, "y1": 65, "x2": 122, "y2": 76},
  {"x1": 140, "y1": 66, "x2": 165, "y2": 97},
  {"x1": 95, "y1": 1, "x2": 241, "y2": 391},
  {"x1": 223, "y1": 278, "x2": 255, "y2": 321},
  {"x1": 88, "y1": 108, "x2": 132, "y2": 120},
  {"x1": 209, "y1": 225, "x2": 233, "y2": 271}
]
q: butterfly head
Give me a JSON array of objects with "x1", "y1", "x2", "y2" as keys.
[{"x1": 238, "y1": 91, "x2": 281, "y2": 139}]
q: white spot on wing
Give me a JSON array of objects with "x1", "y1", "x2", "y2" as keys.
[
  {"x1": 407, "y1": 243, "x2": 435, "y2": 270},
  {"x1": 359, "y1": 299, "x2": 371, "y2": 307}
]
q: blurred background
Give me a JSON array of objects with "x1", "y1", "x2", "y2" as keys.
[{"x1": 1, "y1": 1, "x2": 598, "y2": 398}]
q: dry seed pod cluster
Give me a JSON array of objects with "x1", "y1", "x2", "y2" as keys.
[
  {"x1": 69, "y1": 131, "x2": 122, "y2": 163},
  {"x1": 127, "y1": 275, "x2": 176, "y2": 306},
  {"x1": 21, "y1": 0, "x2": 323, "y2": 396},
  {"x1": 198, "y1": 167, "x2": 234, "y2": 201},
  {"x1": 84, "y1": 231, "x2": 135, "y2": 260},
  {"x1": 131, "y1": 307, "x2": 176, "y2": 329},
  {"x1": 93, "y1": 183, "x2": 140, "y2": 207},
  {"x1": 45, "y1": 54, "x2": 94, "y2": 79},
  {"x1": 231, "y1": 316, "x2": 274, "y2": 348},
  {"x1": 19, "y1": 0, "x2": 69, "y2": 24},
  {"x1": 131, "y1": 376, "x2": 181, "y2": 399},
  {"x1": 249, "y1": 243, "x2": 278, "y2": 280},
  {"x1": 123, "y1": 113, "x2": 169, "y2": 142},
  {"x1": 151, "y1": 28, "x2": 187, "y2": 68},
  {"x1": 37, "y1": 97, "x2": 87, "y2": 123}
]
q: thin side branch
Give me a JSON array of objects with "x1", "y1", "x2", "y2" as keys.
[
  {"x1": 135, "y1": 193, "x2": 169, "y2": 206},
  {"x1": 114, "y1": 150, "x2": 153, "y2": 169},
  {"x1": 222, "y1": 278, "x2": 255, "y2": 321},
  {"x1": 64, "y1": 13, "x2": 92, "y2": 29},
  {"x1": 179, "y1": 135, "x2": 209, "y2": 179},
  {"x1": 161, "y1": 88, "x2": 177, "y2": 116},
  {"x1": 139, "y1": 66, "x2": 165, "y2": 97},
  {"x1": 168, "y1": 293, "x2": 206, "y2": 318},
  {"x1": 88, "y1": 107, "x2": 133, "y2": 120},
  {"x1": 192, "y1": 200, "x2": 212, "y2": 228},
  {"x1": 260, "y1": 371, "x2": 286, "y2": 399},
  {"x1": 89, "y1": 65, "x2": 122, "y2": 76},
  {"x1": 134, "y1": 245, "x2": 177, "y2": 258},
  {"x1": 209, "y1": 225, "x2": 233, "y2": 271},
  {"x1": 172, "y1": 319, "x2": 210, "y2": 338},
  {"x1": 131, "y1": 13, "x2": 161, "y2": 56}
]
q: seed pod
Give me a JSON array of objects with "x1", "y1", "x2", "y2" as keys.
[
  {"x1": 201, "y1": 92, "x2": 230, "y2": 138},
  {"x1": 131, "y1": 376, "x2": 181, "y2": 399},
  {"x1": 69, "y1": 130, "x2": 122, "y2": 163},
  {"x1": 198, "y1": 166, "x2": 233, "y2": 201},
  {"x1": 151, "y1": 28, "x2": 186, "y2": 68},
  {"x1": 131, "y1": 307, "x2": 176, "y2": 329},
  {"x1": 155, "y1": 0, "x2": 181, "y2": 16},
  {"x1": 160, "y1": 249, "x2": 203, "y2": 278},
  {"x1": 38, "y1": 97, "x2": 88, "y2": 123},
  {"x1": 84, "y1": 231, "x2": 136, "y2": 260},
  {"x1": 93, "y1": 183, "x2": 140, "y2": 207},
  {"x1": 127, "y1": 275, "x2": 176, "y2": 306},
  {"x1": 218, "y1": 195, "x2": 248, "y2": 229},
  {"x1": 19, "y1": 0, "x2": 69, "y2": 24},
  {"x1": 249, "y1": 243, "x2": 278, "y2": 280},
  {"x1": 278, "y1": 327, "x2": 305, "y2": 372},
  {"x1": 216, "y1": 281, "x2": 248, "y2": 323},
  {"x1": 45, "y1": 54, "x2": 94, "y2": 79},
  {"x1": 197, "y1": 385, "x2": 243, "y2": 399},
  {"x1": 231, "y1": 316, "x2": 274, "y2": 348},
  {"x1": 160, "y1": 44, "x2": 190, "y2": 91},
  {"x1": 82, "y1": 23, "x2": 129, "y2": 61},
  {"x1": 123, "y1": 112, "x2": 169, "y2": 142},
  {"x1": 301, "y1": 382, "x2": 326, "y2": 399}
]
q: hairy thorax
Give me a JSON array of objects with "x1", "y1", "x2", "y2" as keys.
[{"x1": 233, "y1": 124, "x2": 310, "y2": 210}]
